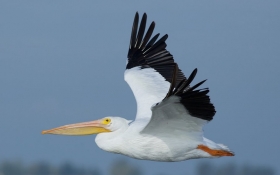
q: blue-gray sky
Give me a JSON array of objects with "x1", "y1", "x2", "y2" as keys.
[{"x1": 1, "y1": 1, "x2": 280, "y2": 175}]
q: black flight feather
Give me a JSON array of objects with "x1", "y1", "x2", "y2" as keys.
[
  {"x1": 168, "y1": 69, "x2": 216, "y2": 121},
  {"x1": 127, "y1": 12, "x2": 186, "y2": 87},
  {"x1": 127, "y1": 12, "x2": 215, "y2": 121}
]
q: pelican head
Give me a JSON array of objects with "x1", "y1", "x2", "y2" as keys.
[{"x1": 42, "y1": 116, "x2": 131, "y2": 136}]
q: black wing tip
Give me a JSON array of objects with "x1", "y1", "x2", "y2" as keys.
[
  {"x1": 172, "y1": 69, "x2": 216, "y2": 121},
  {"x1": 135, "y1": 12, "x2": 147, "y2": 17},
  {"x1": 143, "y1": 12, "x2": 147, "y2": 18},
  {"x1": 134, "y1": 12, "x2": 139, "y2": 23},
  {"x1": 127, "y1": 12, "x2": 186, "y2": 87},
  {"x1": 128, "y1": 12, "x2": 167, "y2": 62}
]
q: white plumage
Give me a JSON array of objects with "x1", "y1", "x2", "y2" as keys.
[
  {"x1": 124, "y1": 67, "x2": 170, "y2": 119},
  {"x1": 42, "y1": 12, "x2": 234, "y2": 161}
]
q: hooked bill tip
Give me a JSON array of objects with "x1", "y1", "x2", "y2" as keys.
[{"x1": 41, "y1": 130, "x2": 49, "y2": 134}]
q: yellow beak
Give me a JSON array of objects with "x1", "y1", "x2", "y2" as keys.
[{"x1": 42, "y1": 120, "x2": 111, "y2": 135}]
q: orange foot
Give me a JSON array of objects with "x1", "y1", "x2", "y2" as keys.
[{"x1": 197, "y1": 145, "x2": 234, "y2": 157}]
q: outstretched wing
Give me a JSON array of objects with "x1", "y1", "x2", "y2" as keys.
[
  {"x1": 141, "y1": 68, "x2": 216, "y2": 139},
  {"x1": 124, "y1": 12, "x2": 185, "y2": 120}
]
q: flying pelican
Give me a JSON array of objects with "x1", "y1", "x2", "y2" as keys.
[{"x1": 42, "y1": 12, "x2": 234, "y2": 161}]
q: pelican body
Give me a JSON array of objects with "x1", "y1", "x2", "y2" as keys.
[{"x1": 42, "y1": 12, "x2": 234, "y2": 161}]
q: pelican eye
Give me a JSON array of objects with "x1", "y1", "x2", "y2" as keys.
[{"x1": 102, "y1": 118, "x2": 111, "y2": 125}]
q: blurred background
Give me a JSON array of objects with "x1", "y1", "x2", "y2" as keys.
[{"x1": 1, "y1": 1, "x2": 279, "y2": 175}]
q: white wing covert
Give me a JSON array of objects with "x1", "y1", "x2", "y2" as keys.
[{"x1": 125, "y1": 13, "x2": 185, "y2": 120}]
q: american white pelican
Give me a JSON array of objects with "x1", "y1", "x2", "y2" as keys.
[{"x1": 42, "y1": 12, "x2": 234, "y2": 161}]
